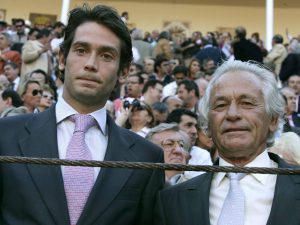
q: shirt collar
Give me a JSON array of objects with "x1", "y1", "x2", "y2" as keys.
[
  {"x1": 214, "y1": 150, "x2": 276, "y2": 187},
  {"x1": 55, "y1": 97, "x2": 107, "y2": 135}
]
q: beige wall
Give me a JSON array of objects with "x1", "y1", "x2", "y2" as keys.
[
  {"x1": 2, "y1": 0, "x2": 299, "y2": 43},
  {"x1": 1, "y1": 0, "x2": 62, "y2": 23}
]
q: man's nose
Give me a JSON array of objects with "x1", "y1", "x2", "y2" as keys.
[
  {"x1": 84, "y1": 53, "x2": 98, "y2": 72},
  {"x1": 226, "y1": 102, "x2": 241, "y2": 121}
]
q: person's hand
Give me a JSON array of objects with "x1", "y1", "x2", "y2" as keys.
[{"x1": 115, "y1": 103, "x2": 132, "y2": 127}]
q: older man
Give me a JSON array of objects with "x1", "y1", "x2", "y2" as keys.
[
  {"x1": 155, "y1": 60, "x2": 300, "y2": 225},
  {"x1": 146, "y1": 123, "x2": 190, "y2": 186}
]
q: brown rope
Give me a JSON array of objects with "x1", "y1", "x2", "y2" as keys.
[{"x1": 0, "y1": 156, "x2": 299, "y2": 175}]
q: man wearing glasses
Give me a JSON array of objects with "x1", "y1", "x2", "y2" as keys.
[{"x1": 146, "y1": 123, "x2": 190, "y2": 186}]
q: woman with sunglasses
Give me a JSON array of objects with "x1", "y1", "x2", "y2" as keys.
[
  {"x1": 19, "y1": 79, "x2": 42, "y2": 113},
  {"x1": 37, "y1": 84, "x2": 55, "y2": 112}
]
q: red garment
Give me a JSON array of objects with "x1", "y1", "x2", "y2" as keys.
[{"x1": 0, "y1": 50, "x2": 21, "y2": 74}]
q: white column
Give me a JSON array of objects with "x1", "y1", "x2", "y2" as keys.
[
  {"x1": 60, "y1": 0, "x2": 71, "y2": 25},
  {"x1": 266, "y1": 0, "x2": 274, "y2": 51}
]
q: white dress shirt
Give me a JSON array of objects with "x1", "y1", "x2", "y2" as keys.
[
  {"x1": 56, "y1": 97, "x2": 108, "y2": 181},
  {"x1": 12, "y1": 76, "x2": 20, "y2": 91},
  {"x1": 185, "y1": 146, "x2": 212, "y2": 178},
  {"x1": 209, "y1": 150, "x2": 278, "y2": 225}
]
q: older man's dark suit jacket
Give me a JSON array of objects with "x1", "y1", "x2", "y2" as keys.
[
  {"x1": 155, "y1": 153, "x2": 300, "y2": 225},
  {"x1": 0, "y1": 106, "x2": 164, "y2": 225}
]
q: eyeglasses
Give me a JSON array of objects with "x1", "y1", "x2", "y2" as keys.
[
  {"x1": 42, "y1": 94, "x2": 54, "y2": 100},
  {"x1": 31, "y1": 89, "x2": 43, "y2": 96},
  {"x1": 161, "y1": 139, "x2": 185, "y2": 152}
]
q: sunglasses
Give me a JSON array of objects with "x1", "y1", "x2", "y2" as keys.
[
  {"x1": 42, "y1": 94, "x2": 54, "y2": 100},
  {"x1": 32, "y1": 89, "x2": 43, "y2": 96}
]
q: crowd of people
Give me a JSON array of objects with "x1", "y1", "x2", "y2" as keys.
[{"x1": 0, "y1": 3, "x2": 300, "y2": 224}]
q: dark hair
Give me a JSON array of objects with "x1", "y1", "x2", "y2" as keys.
[
  {"x1": 28, "y1": 28, "x2": 40, "y2": 36},
  {"x1": 142, "y1": 79, "x2": 163, "y2": 94},
  {"x1": 36, "y1": 29, "x2": 52, "y2": 39},
  {"x1": 124, "y1": 101, "x2": 156, "y2": 129},
  {"x1": 173, "y1": 65, "x2": 188, "y2": 76},
  {"x1": 30, "y1": 69, "x2": 58, "y2": 100},
  {"x1": 60, "y1": 4, "x2": 133, "y2": 72},
  {"x1": 154, "y1": 55, "x2": 169, "y2": 73},
  {"x1": 14, "y1": 18, "x2": 25, "y2": 26},
  {"x1": 4, "y1": 61, "x2": 18, "y2": 69},
  {"x1": 273, "y1": 34, "x2": 284, "y2": 44},
  {"x1": 178, "y1": 79, "x2": 200, "y2": 98},
  {"x1": 1, "y1": 89, "x2": 23, "y2": 107},
  {"x1": 152, "y1": 101, "x2": 168, "y2": 113},
  {"x1": 53, "y1": 21, "x2": 65, "y2": 29},
  {"x1": 166, "y1": 108, "x2": 198, "y2": 123},
  {"x1": 235, "y1": 26, "x2": 247, "y2": 39}
]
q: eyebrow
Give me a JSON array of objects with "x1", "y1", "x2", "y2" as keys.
[
  {"x1": 212, "y1": 94, "x2": 257, "y2": 103},
  {"x1": 72, "y1": 41, "x2": 119, "y2": 55}
]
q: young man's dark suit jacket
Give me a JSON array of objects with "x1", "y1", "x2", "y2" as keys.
[
  {"x1": 155, "y1": 153, "x2": 300, "y2": 225},
  {"x1": 0, "y1": 106, "x2": 164, "y2": 225}
]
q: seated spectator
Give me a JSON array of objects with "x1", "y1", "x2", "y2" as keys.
[
  {"x1": 166, "y1": 108, "x2": 212, "y2": 178},
  {"x1": 146, "y1": 123, "x2": 191, "y2": 186},
  {"x1": 29, "y1": 69, "x2": 57, "y2": 100},
  {"x1": 0, "y1": 32, "x2": 21, "y2": 74},
  {"x1": 149, "y1": 55, "x2": 173, "y2": 86},
  {"x1": 0, "y1": 74, "x2": 9, "y2": 89},
  {"x1": 187, "y1": 58, "x2": 201, "y2": 80},
  {"x1": 263, "y1": 34, "x2": 287, "y2": 77},
  {"x1": 177, "y1": 79, "x2": 200, "y2": 115},
  {"x1": 195, "y1": 35, "x2": 226, "y2": 66},
  {"x1": 287, "y1": 74, "x2": 300, "y2": 113},
  {"x1": 280, "y1": 87, "x2": 300, "y2": 128},
  {"x1": 232, "y1": 26, "x2": 263, "y2": 62},
  {"x1": 163, "y1": 65, "x2": 187, "y2": 98},
  {"x1": 21, "y1": 28, "x2": 53, "y2": 77},
  {"x1": 152, "y1": 102, "x2": 169, "y2": 125},
  {"x1": 117, "y1": 100, "x2": 156, "y2": 138},
  {"x1": 279, "y1": 41, "x2": 300, "y2": 83},
  {"x1": 37, "y1": 84, "x2": 55, "y2": 112},
  {"x1": 163, "y1": 95, "x2": 183, "y2": 113},
  {"x1": 3, "y1": 61, "x2": 20, "y2": 91},
  {"x1": 141, "y1": 79, "x2": 163, "y2": 106},
  {"x1": 0, "y1": 89, "x2": 23, "y2": 117},
  {"x1": 18, "y1": 79, "x2": 42, "y2": 113},
  {"x1": 269, "y1": 132, "x2": 300, "y2": 165}
]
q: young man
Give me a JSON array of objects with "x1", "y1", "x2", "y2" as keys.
[{"x1": 0, "y1": 5, "x2": 164, "y2": 225}]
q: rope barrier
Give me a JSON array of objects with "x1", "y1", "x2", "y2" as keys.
[{"x1": 0, "y1": 156, "x2": 299, "y2": 175}]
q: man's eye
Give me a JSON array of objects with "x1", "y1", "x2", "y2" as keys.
[
  {"x1": 241, "y1": 101, "x2": 254, "y2": 106},
  {"x1": 100, "y1": 53, "x2": 114, "y2": 61},
  {"x1": 214, "y1": 103, "x2": 226, "y2": 109},
  {"x1": 75, "y1": 48, "x2": 86, "y2": 55}
]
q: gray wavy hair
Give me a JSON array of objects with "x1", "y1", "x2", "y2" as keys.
[{"x1": 199, "y1": 60, "x2": 285, "y2": 147}]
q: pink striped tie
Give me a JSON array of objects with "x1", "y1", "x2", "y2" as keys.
[{"x1": 63, "y1": 114, "x2": 96, "y2": 225}]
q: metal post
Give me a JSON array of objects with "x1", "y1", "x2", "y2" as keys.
[
  {"x1": 266, "y1": 0, "x2": 274, "y2": 51},
  {"x1": 60, "y1": 0, "x2": 70, "y2": 25}
]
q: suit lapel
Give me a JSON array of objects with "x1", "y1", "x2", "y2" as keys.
[
  {"x1": 181, "y1": 173, "x2": 212, "y2": 225},
  {"x1": 78, "y1": 116, "x2": 136, "y2": 225},
  {"x1": 267, "y1": 153, "x2": 300, "y2": 225},
  {"x1": 19, "y1": 107, "x2": 69, "y2": 225}
]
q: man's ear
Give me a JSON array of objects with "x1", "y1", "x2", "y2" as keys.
[
  {"x1": 5, "y1": 97, "x2": 12, "y2": 107},
  {"x1": 58, "y1": 50, "x2": 66, "y2": 71},
  {"x1": 269, "y1": 115, "x2": 279, "y2": 133}
]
